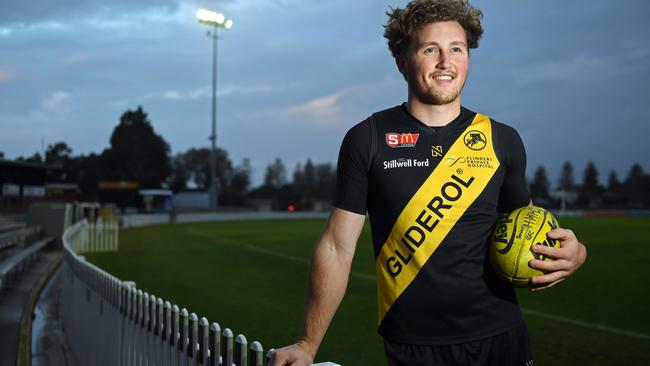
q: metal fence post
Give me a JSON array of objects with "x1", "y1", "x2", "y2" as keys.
[
  {"x1": 179, "y1": 308, "x2": 189, "y2": 366},
  {"x1": 189, "y1": 313, "x2": 198, "y2": 366},
  {"x1": 128, "y1": 287, "x2": 135, "y2": 366},
  {"x1": 137, "y1": 290, "x2": 145, "y2": 366},
  {"x1": 249, "y1": 342, "x2": 263, "y2": 366},
  {"x1": 209, "y1": 322, "x2": 221, "y2": 366},
  {"x1": 222, "y1": 329, "x2": 233, "y2": 366},
  {"x1": 199, "y1": 318, "x2": 209, "y2": 366},
  {"x1": 171, "y1": 305, "x2": 180, "y2": 366},
  {"x1": 148, "y1": 294, "x2": 157, "y2": 366},
  {"x1": 140, "y1": 292, "x2": 149, "y2": 366},
  {"x1": 234, "y1": 335, "x2": 247, "y2": 366},
  {"x1": 123, "y1": 283, "x2": 135, "y2": 366},
  {"x1": 163, "y1": 301, "x2": 172, "y2": 366},
  {"x1": 157, "y1": 298, "x2": 164, "y2": 366}
]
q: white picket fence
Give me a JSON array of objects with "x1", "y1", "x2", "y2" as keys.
[
  {"x1": 61, "y1": 219, "x2": 339, "y2": 366},
  {"x1": 61, "y1": 220, "x2": 268, "y2": 366}
]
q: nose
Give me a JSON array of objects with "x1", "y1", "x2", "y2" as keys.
[{"x1": 436, "y1": 50, "x2": 451, "y2": 69}]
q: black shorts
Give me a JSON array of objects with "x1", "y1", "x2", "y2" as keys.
[{"x1": 384, "y1": 325, "x2": 533, "y2": 366}]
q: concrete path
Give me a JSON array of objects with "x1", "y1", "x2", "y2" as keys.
[
  {"x1": 31, "y1": 267, "x2": 78, "y2": 366},
  {"x1": 0, "y1": 251, "x2": 60, "y2": 366}
]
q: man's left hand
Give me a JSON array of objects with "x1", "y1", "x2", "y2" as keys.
[{"x1": 528, "y1": 228, "x2": 587, "y2": 291}]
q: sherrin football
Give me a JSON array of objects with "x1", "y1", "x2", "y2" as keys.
[{"x1": 489, "y1": 205, "x2": 560, "y2": 287}]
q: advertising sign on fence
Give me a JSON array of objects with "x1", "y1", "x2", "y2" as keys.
[
  {"x1": 23, "y1": 185, "x2": 46, "y2": 197},
  {"x1": 2, "y1": 184, "x2": 20, "y2": 197}
]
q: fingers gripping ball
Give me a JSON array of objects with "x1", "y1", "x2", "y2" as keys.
[{"x1": 489, "y1": 206, "x2": 560, "y2": 287}]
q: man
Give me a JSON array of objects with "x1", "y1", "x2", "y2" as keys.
[{"x1": 269, "y1": 0, "x2": 587, "y2": 365}]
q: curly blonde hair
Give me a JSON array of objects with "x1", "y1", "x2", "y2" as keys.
[{"x1": 384, "y1": 0, "x2": 483, "y2": 58}]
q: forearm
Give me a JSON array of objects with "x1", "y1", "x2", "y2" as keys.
[{"x1": 299, "y1": 235, "x2": 354, "y2": 357}]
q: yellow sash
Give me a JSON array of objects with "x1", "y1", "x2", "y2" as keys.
[{"x1": 376, "y1": 113, "x2": 500, "y2": 323}]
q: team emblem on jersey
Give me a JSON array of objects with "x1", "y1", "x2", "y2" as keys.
[
  {"x1": 463, "y1": 130, "x2": 487, "y2": 151},
  {"x1": 431, "y1": 145, "x2": 443, "y2": 157},
  {"x1": 386, "y1": 133, "x2": 420, "y2": 148}
]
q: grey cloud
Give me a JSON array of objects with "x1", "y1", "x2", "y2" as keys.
[
  {"x1": 1, "y1": 0, "x2": 649, "y2": 186},
  {"x1": 0, "y1": 0, "x2": 183, "y2": 25}
]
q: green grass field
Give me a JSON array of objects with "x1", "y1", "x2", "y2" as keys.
[{"x1": 86, "y1": 216, "x2": 650, "y2": 366}]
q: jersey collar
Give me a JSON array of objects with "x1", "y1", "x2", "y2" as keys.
[{"x1": 398, "y1": 103, "x2": 476, "y2": 137}]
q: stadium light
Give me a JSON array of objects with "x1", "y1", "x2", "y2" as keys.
[
  {"x1": 196, "y1": 9, "x2": 225, "y2": 25},
  {"x1": 196, "y1": 8, "x2": 233, "y2": 211}
]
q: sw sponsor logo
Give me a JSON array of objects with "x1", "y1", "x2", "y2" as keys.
[
  {"x1": 383, "y1": 158, "x2": 430, "y2": 170},
  {"x1": 386, "y1": 133, "x2": 420, "y2": 148}
]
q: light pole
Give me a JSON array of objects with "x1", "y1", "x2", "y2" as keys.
[{"x1": 196, "y1": 8, "x2": 233, "y2": 211}]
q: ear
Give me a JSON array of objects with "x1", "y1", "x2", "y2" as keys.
[{"x1": 395, "y1": 55, "x2": 408, "y2": 79}]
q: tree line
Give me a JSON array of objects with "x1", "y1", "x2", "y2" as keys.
[
  {"x1": 10, "y1": 106, "x2": 336, "y2": 210},
  {"x1": 529, "y1": 161, "x2": 650, "y2": 209},
  {"x1": 7, "y1": 106, "x2": 649, "y2": 210}
]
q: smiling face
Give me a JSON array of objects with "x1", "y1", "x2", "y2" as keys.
[{"x1": 398, "y1": 21, "x2": 469, "y2": 106}]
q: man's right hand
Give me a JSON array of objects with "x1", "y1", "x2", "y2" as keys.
[{"x1": 267, "y1": 341, "x2": 315, "y2": 366}]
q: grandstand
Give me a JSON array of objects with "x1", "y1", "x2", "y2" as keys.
[{"x1": 0, "y1": 212, "x2": 56, "y2": 365}]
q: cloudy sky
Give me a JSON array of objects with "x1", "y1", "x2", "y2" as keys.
[{"x1": 1, "y1": 0, "x2": 649, "y2": 185}]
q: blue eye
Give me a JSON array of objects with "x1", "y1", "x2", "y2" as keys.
[{"x1": 424, "y1": 47, "x2": 437, "y2": 55}]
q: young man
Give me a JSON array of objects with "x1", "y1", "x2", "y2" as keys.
[{"x1": 269, "y1": 1, "x2": 587, "y2": 365}]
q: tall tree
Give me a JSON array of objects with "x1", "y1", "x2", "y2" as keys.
[
  {"x1": 603, "y1": 170, "x2": 623, "y2": 207},
  {"x1": 530, "y1": 166, "x2": 550, "y2": 202},
  {"x1": 293, "y1": 159, "x2": 316, "y2": 200},
  {"x1": 624, "y1": 163, "x2": 644, "y2": 187},
  {"x1": 314, "y1": 162, "x2": 336, "y2": 201},
  {"x1": 582, "y1": 161, "x2": 599, "y2": 192},
  {"x1": 220, "y1": 158, "x2": 252, "y2": 206},
  {"x1": 607, "y1": 170, "x2": 621, "y2": 191},
  {"x1": 293, "y1": 163, "x2": 304, "y2": 187},
  {"x1": 182, "y1": 148, "x2": 211, "y2": 189},
  {"x1": 169, "y1": 153, "x2": 188, "y2": 192},
  {"x1": 579, "y1": 161, "x2": 602, "y2": 208},
  {"x1": 170, "y1": 147, "x2": 249, "y2": 206},
  {"x1": 104, "y1": 106, "x2": 171, "y2": 188},
  {"x1": 303, "y1": 159, "x2": 315, "y2": 190},
  {"x1": 180, "y1": 147, "x2": 232, "y2": 191},
  {"x1": 264, "y1": 158, "x2": 287, "y2": 189},
  {"x1": 17, "y1": 152, "x2": 43, "y2": 163},
  {"x1": 45, "y1": 141, "x2": 76, "y2": 182},
  {"x1": 231, "y1": 158, "x2": 252, "y2": 194},
  {"x1": 77, "y1": 153, "x2": 103, "y2": 201},
  {"x1": 558, "y1": 161, "x2": 575, "y2": 191},
  {"x1": 623, "y1": 163, "x2": 647, "y2": 207}
]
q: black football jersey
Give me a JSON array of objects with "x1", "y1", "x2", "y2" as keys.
[{"x1": 333, "y1": 104, "x2": 531, "y2": 344}]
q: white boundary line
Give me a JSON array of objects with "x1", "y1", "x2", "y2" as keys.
[
  {"x1": 186, "y1": 227, "x2": 375, "y2": 281},
  {"x1": 520, "y1": 308, "x2": 650, "y2": 340},
  {"x1": 186, "y1": 227, "x2": 650, "y2": 341}
]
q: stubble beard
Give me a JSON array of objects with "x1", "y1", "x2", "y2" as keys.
[{"x1": 411, "y1": 77, "x2": 466, "y2": 106}]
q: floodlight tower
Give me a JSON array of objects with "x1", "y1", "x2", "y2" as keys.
[{"x1": 196, "y1": 8, "x2": 233, "y2": 211}]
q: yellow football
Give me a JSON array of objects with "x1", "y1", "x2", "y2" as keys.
[{"x1": 489, "y1": 205, "x2": 560, "y2": 287}]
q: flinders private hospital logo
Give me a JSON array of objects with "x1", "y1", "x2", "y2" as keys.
[
  {"x1": 445, "y1": 155, "x2": 495, "y2": 169},
  {"x1": 386, "y1": 132, "x2": 420, "y2": 148}
]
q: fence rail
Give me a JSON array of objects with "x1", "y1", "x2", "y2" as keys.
[{"x1": 61, "y1": 219, "x2": 338, "y2": 366}]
